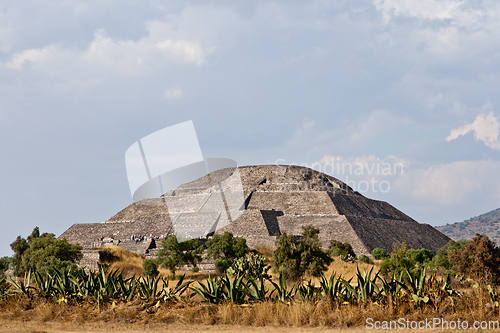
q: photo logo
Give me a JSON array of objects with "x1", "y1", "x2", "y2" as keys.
[{"x1": 125, "y1": 120, "x2": 244, "y2": 240}]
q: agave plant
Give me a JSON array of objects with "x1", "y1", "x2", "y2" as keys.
[
  {"x1": 405, "y1": 268, "x2": 430, "y2": 307},
  {"x1": 222, "y1": 273, "x2": 247, "y2": 303},
  {"x1": 162, "y1": 274, "x2": 192, "y2": 302},
  {"x1": 269, "y1": 274, "x2": 298, "y2": 302},
  {"x1": 339, "y1": 277, "x2": 356, "y2": 301},
  {"x1": 0, "y1": 277, "x2": 11, "y2": 297},
  {"x1": 33, "y1": 271, "x2": 55, "y2": 299},
  {"x1": 245, "y1": 276, "x2": 268, "y2": 302},
  {"x1": 377, "y1": 271, "x2": 405, "y2": 304},
  {"x1": 137, "y1": 275, "x2": 163, "y2": 299},
  {"x1": 319, "y1": 272, "x2": 344, "y2": 302},
  {"x1": 355, "y1": 267, "x2": 380, "y2": 302},
  {"x1": 9, "y1": 271, "x2": 36, "y2": 299},
  {"x1": 297, "y1": 279, "x2": 320, "y2": 301},
  {"x1": 190, "y1": 274, "x2": 227, "y2": 303}
]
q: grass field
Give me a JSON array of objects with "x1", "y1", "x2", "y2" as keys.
[{"x1": 1, "y1": 246, "x2": 500, "y2": 332}]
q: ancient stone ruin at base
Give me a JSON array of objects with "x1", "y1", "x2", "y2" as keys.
[{"x1": 59, "y1": 165, "x2": 450, "y2": 271}]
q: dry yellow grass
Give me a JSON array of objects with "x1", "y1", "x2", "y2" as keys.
[
  {"x1": 1, "y1": 291, "x2": 499, "y2": 330},
  {"x1": 99, "y1": 245, "x2": 380, "y2": 287},
  {"x1": 4, "y1": 245, "x2": 500, "y2": 331},
  {"x1": 97, "y1": 246, "x2": 146, "y2": 277},
  {"x1": 313, "y1": 258, "x2": 379, "y2": 284}
]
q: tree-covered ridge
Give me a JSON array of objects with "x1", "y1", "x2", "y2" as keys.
[{"x1": 437, "y1": 207, "x2": 500, "y2": 243}]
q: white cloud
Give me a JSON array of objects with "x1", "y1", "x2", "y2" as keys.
[
  {"x1": 2, "y1": 26, "x2": 213, "y2": 77},
  {"x1": 374, "y1": 0, "x2": 463, "y2": 22},
  {"x1": 446, "y1": 112, "x2": 500, "y2": 150},
  {"x1": 156, "y1": 40, "x2": 208, "y2": 66},
  {"x1": 6, "y1": 46, "x2": 57, "y2": 70},
  {"x1": 314, "y1": 154, "x2": 500, "y2": 222},
  {"x1": 394, "y1": 160, "x2": 500, "y2": 206},
  {"x1": 165, "y1": 88, "x2": 182, "y2": 99},
  {"x1": 282, "y1": 110, "x2": 411, "y2": 158},
  {"x1": 311, "y1": 153, "x2": 500, "y2": 215},
  {"x1": 348, "y1": 110, "x2": 410, "y2": 145},
  {"x1": 373, "y1": 0, "x2": 500, "y2": 62},
  {"x1": 312, "y1": 154, "x2": 406, "y2": 194}
]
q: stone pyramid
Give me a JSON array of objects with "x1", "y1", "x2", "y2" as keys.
[{"x1": 60, "y1": 165, "x2": 450, "y2": 255}]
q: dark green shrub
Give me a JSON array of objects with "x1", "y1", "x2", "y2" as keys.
[
  {"x1": 408, "y1": 248, "x2": 434, "y2": 266},
  {"x1": 158, "y1": 235, "x2": 204, "y2": 276},
  {"x1": 430, "y1": 240, "x2": 467, "y2": 270},
  {"x1": 359, "y1": 254, "x2": 372, "y2": 264},
  {"x1": 214, "y1": 258, "x2": 231, "y2": 274},
  {"x1": 272, "y1": 233, "x2": 300, "y2": 280},
  {"x1": 300, "y1": 226, "x2": 334, "y2": 277},
  {"x1": 273, "y1": 225, "x2": 332, "y2": 280},
  {"x1": 143, "y1": 259, "x2": 159, "y2": 277},
  {"x1": 0, "y1": 257, "x2": 11, "y2": 276},
  {"x1": 448, "y1": 234, "x2": 500, "y2": 284},
  {"x1": 206, "y1": 232, "x2": 249, "y2": 273},
  {"x1": 379, "y1": 243, "x2": 418, "y2": 278},
  {"x1": 372, "y1": 248, "x2": 389, "y2": 260},
  {"x1": 328, "y1": 240, "x2": 356, "y2": 259}
]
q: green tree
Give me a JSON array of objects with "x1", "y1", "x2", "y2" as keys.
[
  {"x1": 299, "y1": 226, "x2": 333, "y2": 277},
  {"x1": 143, "y1": 259, "x2": 159, "y2": 277},
  {"x1": 359, "y1": 254, "x2": 372, "y2": 264},
  {"x1": 379, "y1": 243, "x2": 417, "y2": 278},
  {"x1": 448, "y1": 233, "x2": 500, "y2": 284},
  {"x1": 272, "y1": 225, "x2": 332, "y2": 280},
  {"x1": 10, "y1": 235, "x2": 29, "y2": 276},
  {"x1": 0, "y1": 256, "x2": 11, "y2": 276},
  {"x1": 206, "y1": 232, "x2": 249, "y2": 273},
  {"x1": 10, "y1": 227, "x2": 82, "y2": 276},
  {"x1": 371, "y1": 248, "x2": 389, "y2": 260},
  {"x1": 158, "y1": 235, "x2": 204, "y2": 276},
  {"x1": 272, "y1": 232, "x2": 300, "y2": 280},
  {"x1": 431, "y1": 239, "x2": 467, "y2": 270},
  {"x1": 408, "y1": 248, "x2": 434, "y2": 266},
  {"x1": 328, "y1": 240, "x2": 356, "y2": 259}
]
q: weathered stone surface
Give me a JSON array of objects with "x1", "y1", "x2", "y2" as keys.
[
  {"x1": 60, "y1": 164, "x2": 450, "y2": 268},
  {"x1": 328, "y1": 193, "x2": 415, "y2": 221},
  {"x1": 248, "y1": 192, "x2": 339, "y2": 215},
  {"x1": 78, "y1": 250, "x2": 100, "y2": 273},
  {"x1": 346, "y1": 216, "x2": 451, "y2": 253},
  {"x1": 276, "y1": 215, "x2": 370, "y2": 254}
]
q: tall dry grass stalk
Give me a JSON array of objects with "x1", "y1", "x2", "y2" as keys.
[{"x1": 2, "y1": 291, "x2": 499, "y2": 329}]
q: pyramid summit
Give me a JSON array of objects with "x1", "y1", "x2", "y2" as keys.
[{"x1": 60, "y1": 165, "x2": 450, "y2": 262}]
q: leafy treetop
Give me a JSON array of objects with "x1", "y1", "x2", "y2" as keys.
[
  {"x1": 10, "y1": 226, "x2": 82, "y2": 276},
  {"x1": 157, "y1": 235, "x2": 204, "y2": 276},
  {"x1": 273, "y1": 225, "x2": 332, "y2": 280},
  {"x1": 206, "y1": 232, "x2": 249, "y2": 273}
]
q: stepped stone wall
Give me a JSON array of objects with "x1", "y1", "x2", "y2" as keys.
[
  {"x1": 78, "y1": 250, "x2": 99, "y2": 273},
  {"x1": 59, "y1": 165, "x2": 451, "y2": 271},
  {"x1": 276, "y1": 215, "x2": 369, "y2": 254},
  {"x1": 346, "y1": 216, "x2": 451, "y2": 253},
  {"x1": 329, "y1": 193, "x2": 415, "y2": 221},
  {"x1": 247, "y1": 192, "x2": 339, "y2": 215}
]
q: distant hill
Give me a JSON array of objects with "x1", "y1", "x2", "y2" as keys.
[{"x1": 437, "y1": 208, "x2": 500, "y2": 244}]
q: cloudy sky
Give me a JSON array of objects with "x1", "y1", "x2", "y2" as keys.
[{"x1": 1, "y1": 0, "x2": 500, "y2": 257}]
